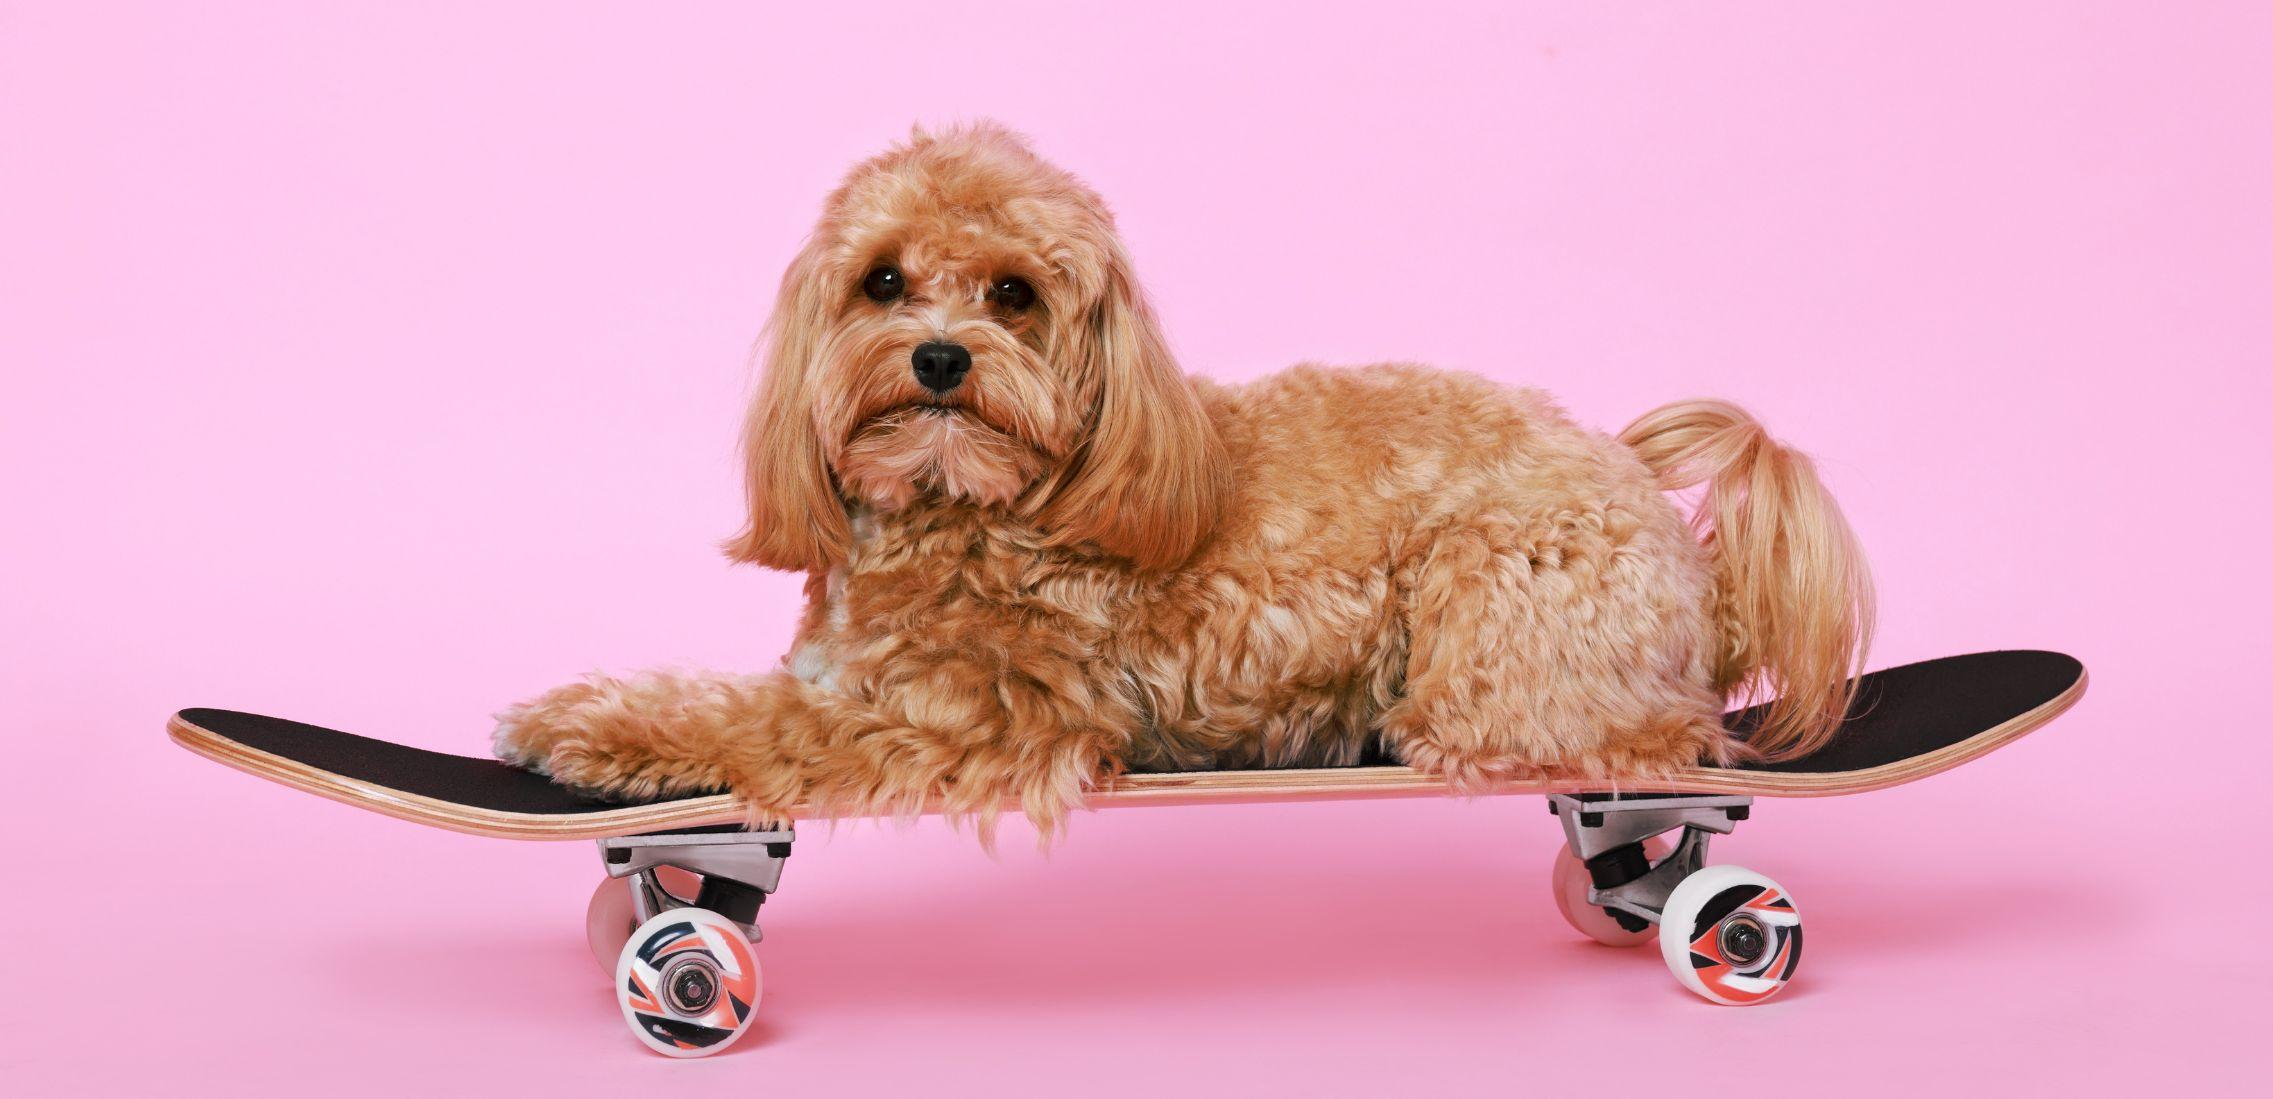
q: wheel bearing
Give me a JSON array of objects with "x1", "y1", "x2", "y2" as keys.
[
  {"x1": 1718, "y1": 914, "x2": 1769, "y2": 967},
  {"x1": 660, "y1": 956, "x2": 723, "y2": 1016}
]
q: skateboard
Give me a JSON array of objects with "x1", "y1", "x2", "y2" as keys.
[{"x1": 170, "y1": 648, "x2": 2084, "y2": 1057}]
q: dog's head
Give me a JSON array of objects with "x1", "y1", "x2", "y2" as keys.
[{"x1": 726, "y1": 123, "x2": 1224, "y2": 574}]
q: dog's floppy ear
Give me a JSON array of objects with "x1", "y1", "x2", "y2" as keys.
[
  {"x1": 724, "y1": 239, "x2": 850, "y2": 573},
  {"x1": 1034, "y1": 239, "x2": 1227, "y2": 570}
]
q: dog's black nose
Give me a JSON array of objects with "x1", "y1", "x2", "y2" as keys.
[{"x1": 911, "y1": 341, "x2": 971, "y2": 393}]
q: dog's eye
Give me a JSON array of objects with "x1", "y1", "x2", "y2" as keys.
[
  {"x1": 990, "y1": 276, "x2": 1035, "y2": 312},
  {"x1": 862, "y1": 266, "x2": 904, "y2": 303}
]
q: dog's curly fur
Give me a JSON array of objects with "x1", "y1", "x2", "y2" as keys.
[{"x1": 493, "y1": 123, "x2": 1874, "y2": 842}]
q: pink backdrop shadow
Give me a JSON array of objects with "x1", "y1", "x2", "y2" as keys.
[{"x1": 3, "y1": 2, "x2": 2268, "y2": 1092}]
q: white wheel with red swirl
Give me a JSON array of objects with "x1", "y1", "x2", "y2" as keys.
[
  {"x1": 585, "y1": 867, "x2": 702, "y2": 976},
  {"x1": 1550, "y1": 836, "x2": 1673, "y2": 946},
  {"x1": 615, "y1": 907, "x2": 763, "y2": 1057},
  {"x1": 1659, "y1": 865, "x2": 1803, "y2": 1005}
]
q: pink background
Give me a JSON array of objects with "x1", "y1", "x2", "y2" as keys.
[{"x1": 4, "y1": 1, "x2": 2269, "y2": 1092}]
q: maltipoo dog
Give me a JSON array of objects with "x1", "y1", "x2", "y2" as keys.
[{"x1": 494, "y1": 123, "x2": 1874, "y2": 840}]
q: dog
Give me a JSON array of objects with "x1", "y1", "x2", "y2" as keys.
[{"x1": 492, "y1": 122, "x2": 1874, "y2": 842}]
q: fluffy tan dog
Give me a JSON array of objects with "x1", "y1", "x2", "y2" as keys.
[{"x1": 493, "y1": 123, "x2": 1874, "y2": 840}]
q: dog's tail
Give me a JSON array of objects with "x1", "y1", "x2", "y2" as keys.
[{"x1": 1618, "y1": 400, "x2": 1875, "y2": 761}]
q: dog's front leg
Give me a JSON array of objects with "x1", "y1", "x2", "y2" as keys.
[
  {"x1": 495, "y1": 652, "x2": 1136, "y2": 842},
  {"x1": 492, "y1": 671, "x2": 810, "y2": 818}
]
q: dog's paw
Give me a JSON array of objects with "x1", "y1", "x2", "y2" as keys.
[
  {"x1": 543, "y1": 736, "x2": 730, "y2": 804},
  {"x1": 539, "y1": 736, "x2": 632, "y2": 797},
  {"x1": 491, "y1": 680, "x2": 609, "y2": 773}
]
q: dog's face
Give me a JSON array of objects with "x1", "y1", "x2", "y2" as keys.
[
  {"x1": 797, "y1": 134, "x2": 1091, "y2": 514},
  {"x1": 727, "y1": 124, "x2": 1224, "y2": 574}
]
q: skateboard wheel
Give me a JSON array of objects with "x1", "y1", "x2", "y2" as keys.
[
  {"x1": 616, "y1": 907, "x2": 762, "y2": 1057},
  {"x1": 585, "y1": 867, "x2": 702, "y2": 976},
  {"x1": 1550, "y1": 836, "x2": 1673, "y2": 946},
  {"x1": 1658, "y1": 865, "x2": 1803, "y2": 1005}
]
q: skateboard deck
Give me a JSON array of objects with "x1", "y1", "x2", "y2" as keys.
[{"x1": 169, "y1": 649, "x2": 2085, "y2": 840}]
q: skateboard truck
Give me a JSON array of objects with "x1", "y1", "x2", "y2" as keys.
[
  {"x1": 1545, "y1": 792, "x2": 1798, "y2": 1008},
  {"x1": 582, "y1": 826, "x2": 793, "y2": 1055},
  {"x1": 597, "y1": 825, "x2": 794, "y2": 942},
  {"x1": 1549, "y1": 793, "x2": 1752, "y2": 933}
]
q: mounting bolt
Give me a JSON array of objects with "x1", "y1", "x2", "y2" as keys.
[
  {"x1": 766, "y1": 842, "x2": 793, "y2": 859},
  {"x1": 1727, "y1": 805, "x2": 1751, "y2": 821},
  {"x1": 605, "y1": 847, "x2": 630, "y2": 864},
  {"x1": 1579, "y1": 811, "x2": 1604, "y2": 828}
]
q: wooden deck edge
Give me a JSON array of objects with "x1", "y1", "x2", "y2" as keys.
[
  {"x1": 168, "y1": 666, "x2": 2085, "y2": 842},
  {"x1": 168, "y1": 714, "x2": 750, "y2": 839}
]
